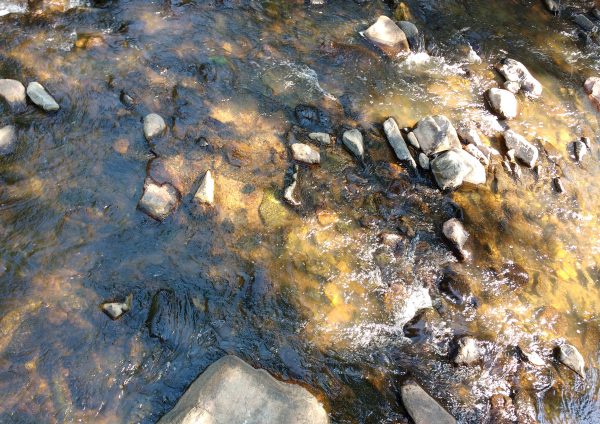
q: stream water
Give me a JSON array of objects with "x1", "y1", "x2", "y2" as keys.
[{"x1": 0, "y1": 0, "x2": 599, "y2": 422}]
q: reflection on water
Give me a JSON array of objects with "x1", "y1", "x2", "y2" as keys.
[{"x1": 0, "y1": 0, "x2": 599, "y2": 422}]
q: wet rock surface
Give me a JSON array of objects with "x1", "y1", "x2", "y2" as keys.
[
  {"x1": 556, "y1": 343, "x2": 585, "y2": 377},
  {"x1": 291, "y1": 143, "x2": 321, "y2": 164},
  {"x1": 0, "y1": 78, "x2": 26, "y2": 113},
  {"x1": 496, "y1": 58, "x2": 542, "y2": 98},
  {"x1": 156, "y1": 355, "x2": 329, "y2": 424},
  {"x1": 413, "y1": 115, "x2": 461, "y2": 156},
  {"x1": 485, "y1": 88, "x2": 518, "y2": 120},
  {"x1": 383, "y1": 117, "x2": 416, "y2": 167},
  {"x1": 503, "y1": 130, "x2": 539, "y2": 167},
  {"x1": 342, "y1": 129, "x2": 364, "y2": 159},
  {"x1": 431, "y1": 149, "x2": 486, "y2": 190},
  {"x1": 400, "y1": 381, "x2": 456, "y2": 424},
  {"x1": 143, "y1": 113, "x2": 167, "y2": 141},
  {"x1": 26, "y1": 82, "x2": 59, "y2": 111},
  {"x1": 363, "y1": 15, "x2": 410, "y2": 55},
  {"x1": 138, "y1": 179, "x2": 180, "y2": 221},
  {"x1": 194, "y1": 170, "x2": 215, "y2": 206},
  {"x1": 0, "y1": 125, "x2": 16, "y2": 156}
]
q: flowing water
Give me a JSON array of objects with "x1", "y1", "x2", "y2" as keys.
[{"x1": 0, "y1": 0, "x2": 599, "y2": 422}]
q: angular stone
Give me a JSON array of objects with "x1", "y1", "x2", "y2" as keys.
[
  {"x1": 157, "y1": 355, "x2": 329, "y2": 424},
  {"x1": 573, "y1": 14, "x2": 597, "y2": 32},
  {"x1": 443, "y1": 218, "x2": 470, "y2": 259},
  {"x1": 138, "y1": 179, "x2": 180, "y2": 221},
  {"x1": 194, "y1": 170, "x2": 215, "y2": 206},
  {"x1": 308, "y1": 132, "x2": 331, "y2": 145},
  {"x1": 144, "y1": 113, "x2": 167, "y2": 141},
  {"x1": 503, "y1": 130, "x2": 538, "y2": 167},
  {"x1": 400, "y1": 381, "x2": 456, "y2": 424},
  {"x1": 496, "y1": 58, "x2": 542, "y2": 99},
  {"x1": 342, "y1": 129, "x2": 364, "y2": 159},
  {"x1": 291, "y1": 143, "x2": 320, "y2": 164},
  {"x1": 465, "y1": 144, "x2": 489, "y2": 166},
  {"x1": 0, "y1": 125, "x2": 17, "y2": 156},
  {"x1": 383, "y1": 117, "x2": 416, "y2": 168},
  {"x1": 363, "y1": 15, "x2": 410, "y2": 53},
  {"x1": 456, "y1": 123, "x2": 482, "y2": 146},
  {"x1": 26, "y1": 82, "x2": 59, "y2": 111},
  {"x1": 0, "y1": 79, "x2": 26, "y2": 113},
  {"x1": 413, "y1": 115, "x2": 461, "y2": 156},
  {"x1": 557, "y1": 343, "x2": 585, "y2": 377},
  {"x1": 430, "y1": 149, "x2": 485, "y2": 190},
  {"x1": 101, "y1": 294, "x2": 132, "y2": 320},
  {"x1": 485, "y1": 88, "x2": 517, "y2": 120}
]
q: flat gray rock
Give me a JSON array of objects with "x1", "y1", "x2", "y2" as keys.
[
  {"x1": 401, "y1": 381, "x2": 456, "y2": 424},
  {"x1": 363, "y1": 15, "x2": 409, "y2": 52},
  {"x1": 413, "y1": 115, "x2": 461, "y2": 156},
  {"x1": 138, "y1": 179, "x2": 180, "y2": 221},
  {"x1": 26, "y1": 82, "x2": 59, "y2": 111},
  {"x1": 503, "y1": 130, "x2": 538, "y2": 167},
  {"x1": 157, "y1": 355, "x2": 329, "y2": 424},
  {"x1": 0, "y1": 79, "x2": 26, "y2": 113},
  {"x1": 342, "y1": 129, "x2": 364, "y2": 159},
  {"x1": 0, "y1": 125, "x2": 17, "y2": 156},
  {"x1": 291, "y1": 143, "x2": 320, "y2": 164},
  {"x1": 383, "y1": 117, "x2": 416, "y2": 168},
  {"x1": 144, "y1": 113, "x2": 167, "y2": 141}
]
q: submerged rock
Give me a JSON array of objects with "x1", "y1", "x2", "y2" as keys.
[
  {"x1": 259, "y1": 189, "x2": 291, "y2": 228},
  {"x1": 556, "y1": 343, "x2": 585, "y2": 377},
  {"x1": 496, "y1": 58, "x2": 542, "y2": 99},
  {"x1": 430, "y1": 149, "x2": 486, "y2": 190},
  {"x1": 138, "y1": 179, "x2": 180, "y2": 221},
  {"x1": 485, "y1": 88, "x2": 518, "y2": 120},
  {"x1": 383, "y1": 117, "x2": 416, "y2": 168},
  {"x1": 0, "y1": 125, "x2": 17, "y2": 156},
  {"x1": 143, "y1": 113, "x2": 167, "y2": 141},
  {"x1": 363, "y1": 15, "x2": 410, "y2": 55},
  {"x1": 342, "y1": 129, "x2": 364, "y2": 159},
  {"x1": 442, "y1": 218, "x2": 470, "y2": 260},
  {"x1": 26, "y1": 82, "x2": 59, "y2": 111},
  {"x1": 101, "y1": 294, "x2": 132, "y2": 320},
  {"x1": 291, "y1": 143, "x2": 320, "y2": 164},
  {"x1": 295, "y1": 105, "x2": 331, "y2": 133},
  {"x1": 308, "y1": 132, "x2": 331, "y2": 145},
  {"x1": 413, "y1": 115, "x2": 461, "y2": 156},
  {"x1": 517, "y1": 345, "x2": 546, "y2": 367},
  {"x1": 397, "y1": 21, "x2": 420, "y2": 51},
  {"x1": 0, "y1": 79, "x2": 26, "y2": 113},
  {"x1": 194, "y1": 170, "x2": 215, "y2": 206},
  {"x1": 400, "y1": 381, "x2": 456, "y2": 424},
  {"x1": 573, "y1": 14, "x2": 597, "y2": 32},
  {"x1": 453, "y1": 336, "x2": 480, "y2": 366},
  {"x1": 439, "y1": 264, "x2": 476, "y2": 306},
  {"x1": 503, "y1": 130, "x2": 538, "y2": 167},
  {"x1": 156, "y1": 355, "x2": 329, "y2": 424}
]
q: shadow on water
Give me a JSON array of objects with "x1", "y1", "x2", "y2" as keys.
[{"x1": 0, "y1": 0, "x2": 599, "y2": 423}]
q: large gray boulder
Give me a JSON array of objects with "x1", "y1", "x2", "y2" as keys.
[
  {"x1": 430, "y1": 149, "x2": 486, "y2": 190},
  {"x1": 383, "y1": 117, "x2": 416, "y2": 168},
  {"x1": 363, "y1": 16, "x2": 410, "y2": 55},
  {"x1": 413, "y1": 116, "x2": 461, "y2": 156},
  {"x1": 485, "y1": 88, "x2": 517, "y2": 120},
  {"x1": 157, "y1": 355, "x2": 329, "y2": 424},
  {"x1": 401, "y1": 381, "x2": 456, "y2": 424},
  {"x1": 0, "y1": 79, "x2": 26, "y2": 113},
  {"x1": 503, "y1": 130, "x2": 538, "y2": 167},
  {"x1": 496, "y1": 58, "x2": 542, "y2": 99}
]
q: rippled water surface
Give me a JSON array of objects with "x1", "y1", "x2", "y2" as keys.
[{"x1": 1, "y1": 0, "x2": 600, "y2": 422}]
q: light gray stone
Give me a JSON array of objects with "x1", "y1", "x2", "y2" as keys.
[
  {"x1": 496, "y1": 59, "x2": 542, "y2": 99},
  {"x1": 456, "y1": 123, "x2": 482, "y2": 146},
  {"x1": 430, "y1": 149, "x2": 486, "y2": 190},
  {"x1": 557, "y1": 343, "x2": 585, "y2": 377},
  {"x1": 0, "y1": 79, "x2": 26, "y2": 113},
  {"x1": 342, "y1": 129, "x2": 364, "y2": 159},
  {"x1": 413, "y1": 115, "x2": 461, "y2": 156},
  {"x1": 194, "y1": 170, "x2": 215, "y2": 206},
  {"x1": 503, "y1": 130, "x2": 538, "y2": 167},
  {"x1": 101, "y1": 294, "x2": 132, "y2": 320},
  {"x1": 443, "y1": 218, "x2": 470, "y2": 259},
  {"x1": 0, "y1": 125, "x2": 17, "y2": 156},
  {"x1": 406, "y1": 131, "x2": 420, "y2": 149},
  {"x1": 284, "y1": 165, "x2": 301, "y2": 206},
  {"x1": 157, "y1": 355, "x2": 329, "y2": 424},
  {"x1": 291, "y1": 143, "x2": 320, "y2": 164},
  {"x1": 418, "y1": 152, "x2": 429, "y2": 170},
  {"x1": 465, "y1": 144, "x2": 489, "y2": 166},
  {"x1": 138, "y1": 179, "x2": 180, "y2": 221},
  {"x1": 383, "y1": 117, "x2": 416, "y2": 168},
  {"x1": 308, "y1": 132, "x2": 331, "y2": 145},
  {"x1": 143, "y1": 113, "x2": 167, "y2": 141},
  {"x1": 26, "y1": 82, "x2": 59, "y2": 111},
  {"x1": 485, "y1": 88, "x2": 518, "y2": 120},
  {"x1": 363, "y1": 16, "x2": 410, "y2": 51},
  {"x1": 454, "y1": 336, "x2": 480, "y2": 366},
  {"x1": 544, "y1": 0, "x2": 559, "y2": 13},
  {"x1": 401, "y1": 382, "x2": 456, "y2": 424}
]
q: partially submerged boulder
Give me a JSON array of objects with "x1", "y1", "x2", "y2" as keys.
[
  {"x1": 413, "y1": 116, "x2": 461, "y2": 156},
  {"x1": 503, "y1": 130, "x2": 538, "y2": 167},
  {"x1": 26, "y1": 82, "x2": 59, "y2": 111},
  {"x1": 156, "y1": 355, "x2": 329, "y2": 424},
  {"x1": 400, "y1": 381, "x2": 456, "y2": 424},
  {"x1": 138, "y1": 179, "x2": 180, "y2": 221},
  {"x1": 430, "y1": 149, "x2": 486, "y2": 190},
  {"x1": 485, "y1": 88, "x2": 518, "y2": 120},
  {"x1": 342, "y1": 129, "x2": 364, "y2": 159},
  {"x1": 496, "y1": 58, "x2": 542, "y2": 99},
  {"x1": 363, "y1": 15, "x2": 410, "y2": 56},
  {"x1": 0, "y1": 79, "x2": 26, "y2": 113}
]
